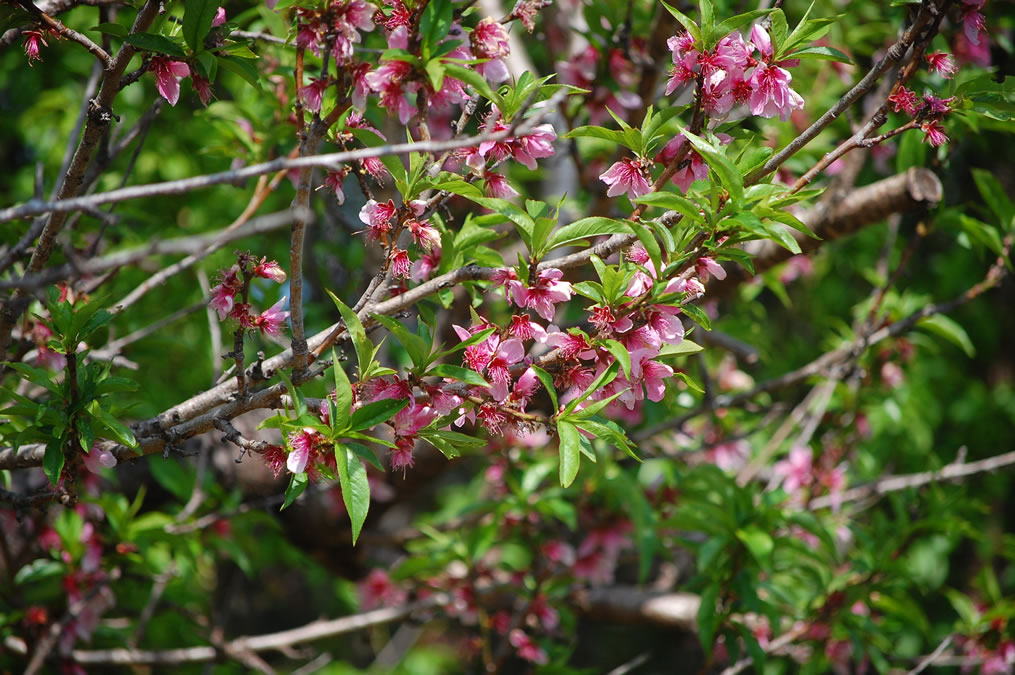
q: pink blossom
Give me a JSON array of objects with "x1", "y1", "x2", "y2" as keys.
[
  {"x1": 359, "y1": 198, "x2": 398, "y2": 240},
  {"x1": 486, "y1": 338, "x2": 525, "y2": 401},
  {"x1": 961, "y1": 2, "x2": 986, "y2": 45},
  {"x1": 921, "y1": 119, "x2": 948, "y2": 147},
  {"x1": 212, "y1": 6, "x2": 227, "y2": 27},
  {"x1": 407, "y1": 219, "x2": 441, "y2": 251},
  {"x1": 887, "y1": 87, "x2": 921, "y2": 116},
  {"x1": 300, "y1": 77, "x2": 329, "y2": 113},
  {"x1": 209, "y1": 266, "x2": 241, "y2": 320},
  {"x1": 323, "y1": 168, "x2": 348, "y2": 204},
  {"x1": 750, "y1": 23, "x2": 773, "y2": 61},
  {"x1": 472, "y1": 17, "x2": 510, "y2": 58},
  {"x1": 287, "y1": 428, "x2": 316, "y2": 474},
  {"x1": 254, "y1": 297, "x2": 289, "y2": 337},
  {"x1": 923, "y1": 94, "x2": 954, "y2": 116},
  {"x1": 542, "y1": 540, "x2": 576, "y2": 566},
  {"x1": 262, "y1": 445, "x2": 287, "y2": 478},
  {"x1": 545, "y1": 328, "x2": 594, "y2": 361},
  {"x1": 508, "y1": 314, "x2": 547, "y2": 342},
  {"x1": 631, "y1": 349, "x2": 673, "y2": 403},
  {"x1": 476, "y1": 402, "x2": 507, "y2": 435},
  {"x1": 484, "y1": 171, "x2": 518, "y2": 198},
  {"x1": 359, "y1": 569, "x2": 407, "y2": 610},
  {"x1": 507, "y1": 268, "x2": 573, "y2": 321},
  {"x1": 513, "y1": 124, "x2": 557, "y2": 169},
  {"x1": 192, "y1": 75, "x2": 214, "y2": 106},
  {"x1": 82, "y1": 445, "x2": 117, "y2": 473},
  {"x1": 773, "y1": 446, "x2": 813, "y2": 495},
  {"x1": 589, "y1": 305, "x2": 633, "y2": 335},
  {"x1": 23, "y1": 30, "x2": 47, "y2": 65},
  {"x1": 953, "y1": 27, "x2": 991, "y2": 67},
  {"x1": 253, "y1": 259, "x2": 287, "y2": 283},
  {"x1": 509, "y1": 630, "x2": 548, "y2": 664},
  {"x1": 390, "y1": 248, "x2": 412, "y2": 278},
  {"x1": 510, "y1": 0, "x2": 545, "y2": 32},
  {"x1": 508, "y1": 367, "x2": 541, "y2": 410},
  {"x1": 695, "y1": 257, "x2": 726, "y2": 281},
  {"x1": 365, "y1": 59, "x2": 418, "y2": 124},
  {"x1": 360, "y1": 156, "x2": 388, "y2": 183},
  {"x1": 599, "y1": 157, "x2": 653, "y2": 198},
  {"x1": 411, "y1": 247, "x2": 441, "y2": 282},
  {"x1": 748, "y1": 62, "x2": 804, "y2": 121},
  {"x1": 925, "y1": 50, "x2": 957, "y2": 78},
  {"x1": 149, "y1": 57, "x2": 190, "y2": 106}
]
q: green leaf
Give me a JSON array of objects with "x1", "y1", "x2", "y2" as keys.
[
  {"x1": 89, "y1": 402, "x2": 138, "y2": 450},
  {"x1": 419, "y1": 0, "x2": 453, "y2": 55},
  {"x1": 335, "y1": 445, "x2": 370, "y2": 544},
  {"x1": 564, "y1": 360, "x2": 620, "y2": 415},
  {"x1": 427, "y1": 363, "x2": 489, "y2": 388},
  {"x1": 90, "y1": 22, "x2": 126, "y2": 38},
  {"x1": 43, "y1": 440, "x2": 64, "y2": 486},
  {"x1": 574, "y1": 416, "x2": 640, "y2": 461},
  {"x1": 783, "y1": 45, "x2": 853, "y2": 64},
  {"x1": 436, "y1": 326, "x2": 497, "y2": 360},
  {"x1": 918, "y1": 314, "x2": 975, "y2": 357},
  {"x1": 736, "y1": 527, "x2": 774, "y2": 563},
  {"x1": 769, "y1": 9, "x2": 788, "y2": 49},
  {"x1": 546, "y1": 217, "x2": 632, "y2": 251},
  {"x1": 697, "y1": 583, "x2": 721, "y2": 650},
  {"x1": 442, "y1": 63, "x2": 505, "y2": 110},
  {"x1": 972, "y1": 169, "x2": 1015, "y2": 231},
  {"x1": 529, "y1": 365, "x2": 558, "y2": 412},
  {"x1": 602, "y1": 339, "x2": 632, "y2": 380},
  {"x1": 346, "y1": 442, "x2": 384, "y2": 472},
  {"x1": 372, "y1": 315, "x2": 429, "y2": 369},
  {"x1": 709, "y1": 9, "x2": 773, "y2": 47},
  {"x1": 5, "y1": 362, "x2": 61, "y2": 396},
  {"x1": 629, "y1": 221, "x2": 662, "y2": 274},
  {"x1": 149, "y1": 456, "x2": 195, "y2": 502},
  {"x1": 661, "y1": 2, "x2": 702, "y2": 46},
  {"x1": 123, "y1": 33, "x2": 187, "y2": 58},
  {"x1": 563, "y1": 125, "x2": 629, "y2": 147},
  {"x1": 281, "y1": 472, "x2": 308, "y2": 510},
  {"x1": 330, "y1": 348, "x2": 353, "y2": 429},
  {"x1": 680, "y1": 128, "x2": 744, "y2": 207},
  {"x1": 327, "y1": 290, "x2": 372, "y2": 379},
  {"x1": 634, "y1": 192, "x2": 704, "y2": 223},
  {"x1": 680, "y1": 303, "x2": 712, "y2": 331},
  {"x1": 557, "y1": 420, "x2": 581, "y2": 487},
  {"x1": 424, "y1": 58, "x2": 446, "y2": 90},
  {"x1": 349, "y1": 398, "x2": 410, "y2": 431},
  {"x1": 897, "y1": 129, "x2": 928, "y2": 173},
  {"x1": 183, "y1": 0, "x2": 218, "y2": 53},
  {"x1": 218, "y1": 55, "x2": 262, "y2": 90}
]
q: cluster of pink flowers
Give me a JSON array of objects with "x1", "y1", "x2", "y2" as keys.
[
  {"x1": 358, "y1": 197, "x2": 440, "y2": 278},
  {"x1": 208, "y1": 254, "x2": 289, "y2": 337},
  {"x1": 294, "y1": 0, "x2": 374, "y2": 64},
  {"x1": 598, "y1": 132, "x2": 735, "y2": 198},
  {"x1": 887, "y1": 87, "x2": 955, "y2": 147},
  {"x1": 667, "y1": 24, "x2": 805, "y2": 122},
  {"x1": 462, "y1": 112, "x2": 558, "y2": 172}
]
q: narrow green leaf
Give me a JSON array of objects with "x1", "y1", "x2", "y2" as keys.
[
  {"x1": 218, "y1": 55, "x2": 263, "y2": 90},
  {"x1": 281, "y1": 472, "x2": 308, "y2": 510},
  {"x1": 327, "y1": 290, "x2": 372, "y2": 379},
  {"x1": 680, "y1": 303, "x2": 712, "y2": 331},
  {"x1": 123, "y1": 33, "x2": 187, "y2": 58},
  {"x1": 918, "y1": 314, "x2": 976, "y2": 357},
  {"x1": 547, "y1": 217, "x2": 632, "y2": 251},
  {"x1": 346, "y1": 442, "x2": 385, "y2": 472},
  {"x1": 349, "y1": 398, "x2": 410, "y2": 431},
  {"x1": 661, "y1": 1, "x2": 703, "y2": 45},
  {"x1": 557, "y1": 420, "x2": 581, "y2": 487},
  {"x1": 629, "y1": 221, "x2": 662, "y2": 274},
  {"x1": 442, "y1": 63, "x2": 505, "y2": 110},
  {"x1": 680, "y1": 128, "x2": 744, "y2": 207},
  {"x1": 972, "y1": 169, "x2": 1015, "y2": 231},
  {"x1": 783, "y1": 45, "x2": 853, "y2": 64},
  {"x1": 427, "y1": 363, "x2": 489, "y2": 388},
  {"x1": 709, "y1": 9, "x2": 773, "y2": 47},
  {"x1": 372, "y1": 315, "x2": 428, "y2": 369},
  {"x1": 602, "y1": 339, "x2": 632, "y2": 380},
  {"x1": 183, "y1": 0, "x2": 218, "y2": 53},
  {"x1": 89, "y1": 403, "x2": 138, "y2": 450},
  {"x1": 335, "y1": 445, "x2": 370, "y2": 544},
  {"x1": 736, "y1": 527, "x2": 774, "y2": 563},
  {"x1": 90, "y1": 22, "x2": 127, "y2": 38},
  {"x1": 530, "y1": 365, "x2": 558, "y2": 412},
  {"x1": 330, "y1": 348, "x2": 353, "y2": 429},
  {"x1": 43, "y1": 440, "x2": 64, "y2": 486},
  {"x1": 564, "y1": 360, "x2": 620, "y2": 415},
  {"x1": 634, "y1": 192, "x2": 704, "y2": 223}
]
